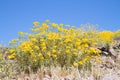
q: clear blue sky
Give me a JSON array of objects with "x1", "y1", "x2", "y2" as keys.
[{"x1": 0, "y1": 0, "x2": 120, "y2": 43}]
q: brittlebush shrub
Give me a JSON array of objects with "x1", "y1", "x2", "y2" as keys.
[
  {"x1": 113, "y1": 30, "x2": 120, "y2": 40},
  {"x1": 8, "y1": 20, "x2": 117, "y2": 72}
]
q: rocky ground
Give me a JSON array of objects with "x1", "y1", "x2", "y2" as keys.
[
  {"x1": 1, "y1": 40, "x2": 120, "y2": 80},
  {"x1": 14, "y1": 40, "x2": 120, "y2": 80}
]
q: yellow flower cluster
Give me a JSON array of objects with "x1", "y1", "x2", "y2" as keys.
[
  {"x1": 113, "y1": 30, "x2": 120, "y2": 40},
  {"x1": 7, "y1": 49, "x2": 16, "y2": 59},
  {"x1": 19, "y1": 41, "x2": 33, "y2": 53},
  {"x1": 97, "y1": 31, "x2": 114, "y2": 44},
  {"x1": 33, "y1": 21, "x2": 40, "y2": 26},
  {"x1": 9, "y1": 20, "x2": 118, "y2": 71}
]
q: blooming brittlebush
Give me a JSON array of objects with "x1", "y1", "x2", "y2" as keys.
[
  {"x1": 9, "y1": 20, "x2": 119, "y2": 71},
  {"x1": 98, "y1": 31, "x2": 114, "y2": 44},
  {"x1": 33, "y1": 21, "x2": 40, "y2": 26}
]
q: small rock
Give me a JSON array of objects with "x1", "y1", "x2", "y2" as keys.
[
  {"x1": 102, "y1": 72, "x2": 120, "y2": 80},
  {"x1": 43, "y1": 75, "x2": 51, "y2": 80}
]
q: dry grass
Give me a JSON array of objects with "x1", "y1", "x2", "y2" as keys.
[{"x1": 0, "y1": 57, "x2": 119, "y2": 80}]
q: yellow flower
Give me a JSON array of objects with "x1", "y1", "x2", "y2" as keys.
[
  {"x1": 52, "y1": 23, "x2": 57, "y2": 27},
  {"x1": 19, "y1": 41, "x2": 33, "y2": 52},
  {"x1": 52, "y1": 54, "x2": 57, "y2": 58},
  {"x1": 33, "y1": 58, "x2": 37, "y2": 62},
  {"x1": 89, "y1": 47, "x2": 101, "y2": 55},
  {"x1": 29, "y1": 34, "x2": 33, "y2": 39},
  {"x1": 73, "y1": 52, "x2": 77, "y2": 56},
  {"x1": 63, "y1": 29, "x2": 68, "y2": 33},
  {"x1": 78, "y1": 61, "x2": 83, "y2": 65},
  {"x1": 96, "y1": 59, "x2": 102, "y2": 64},
  {"x1": 82, "y1": 38, "x2": 89, "y2": 43},
  {"x1": 83, "y1": 44, "x2": 89, "y2": 48},
  {"x1": 30, "y1": 49, "x2": 34, "y2": 55},
  {"x1": 47, "y1": 51, "x2": 51, "y2": 57},
  {"x1": 33, "y1": 21, "x2": 40, "y2": 26},
  {"x1": 42, "y1": 46, "x2": 46, "y2": 51},
  {"x1": 41, "y1": 42, "x2": 46, "y2": 47},
  {"x1": 38, "y1": 53, "x2": 44, "y2": 60},
  {"x1": 18, "y1": 32, "x2": 23, "y2": 35},
  {"x1": 73, "y1": 62, "x2": 78, "y2": 67},
  {"x1": 64, "y1": 38, "x2": 71, "y2": 43},
  {"x1": 40, "y1": 38, "x2": 45, "y2": 42},
  {"x1": 53, "y1": 46, "x2": 57, "y2": 49},
  {"x1": 52, "y1": 49, "x2": 56, "y2": 53},
  {"x1": 58, "y1": 27, "x2": 63, "y2": 31},
  {"x1": 89, "y1": 47, "x2": 96, "y2": 53},
  {"x1": 77, "y1": 46, "x2": 81, "y2": 50},
  {"x1": 66, "y1": 49, "x2": 70, "y2": 54},
  {"x1": 7, "y1": 53, "x2": 16, "y2": 59},
  {"x1": 35, "y1": 27, "x2": 42, "y2": 31},
  {"x1": 0, "y1": 54, "x2": 2, "y2": 58},
  {"x1": 31, "y1": 38, "x2": 38, "y2": 42},
  {"x1": 73, "y1": 49, "x2": 77, "y2": 51},
  {"x1": 45, "y1": 20, "x2": 49, "y2": 22},
  {"x1": 82, "y1": 58, "x2": 88, "y2": 63},
  {"x1": 34, "y1": 45, "x2": 39, "y2": 51},
  {"x1": 8, "y1": 55, "x2": 14, "y2": 59},
  {"x1": 75, "y1": 41, "x2": 81, "y2": 47},
  {"x1": 11, "y1": 39, "x2": 17, "y2": 43},
  {"x1": 98, "y1": 31, "x2": 114, "y2": 43},
  {"x1": 42, "y1": 23, "x2": 49, "y2": 29},
  {"x1": 66, "y1": 46, "x2": 70, "y2": 49},
  {"x1": 9, "y1": 49, "x2": 15, "y2": 53},
  {"x1": 69, "y1": 29, "x2": 74, "y2": 34}
]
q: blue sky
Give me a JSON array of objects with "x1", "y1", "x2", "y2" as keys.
[{"x1": 0, "y1": 0, "x2": 120, "y2": 43}]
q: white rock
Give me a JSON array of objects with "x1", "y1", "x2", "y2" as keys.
[{"x1": 102, "y1": 72, "x2": 120, "y2": 80}]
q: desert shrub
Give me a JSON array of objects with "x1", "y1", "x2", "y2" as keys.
[
  {"x1": 114, "y1": 30, "x2": 120, "y2": 40},
  {"x1": 7, "y1": 20, "x2": 119, "y2": 72},
  {"x1": 0, "y1": 48, "x2": 16, "y2": 79},
  {"x1": 6, "y1": 20, "x2": 102, "y2": 72}
]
